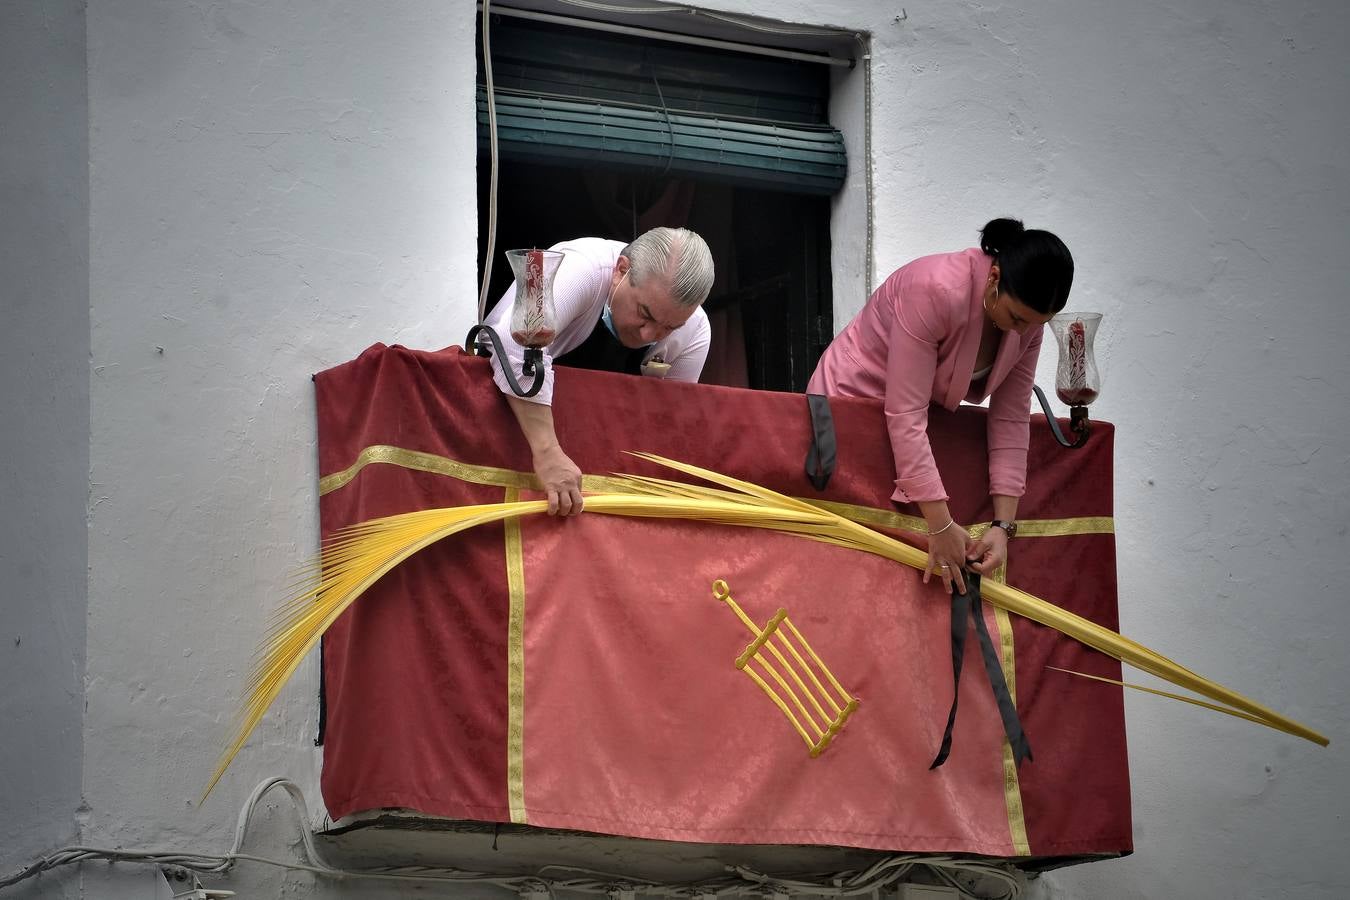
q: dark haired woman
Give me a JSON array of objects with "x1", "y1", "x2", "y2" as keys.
[{"x1": 807, "y1": 218, "x2": 1074, "y2": 593}]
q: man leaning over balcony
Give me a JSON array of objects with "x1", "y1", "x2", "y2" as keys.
[{"x1": 483, "y1": 226, "x2": 715, "y2": 517}]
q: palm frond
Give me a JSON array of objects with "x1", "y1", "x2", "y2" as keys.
[
  {"x1": 203, "y1": 453, "x2": 1327, "y2": 803},
  {"x1": 1045, "y1": 666, "x2": 1273, "y2": 727},
  {"x1": 618, "y1": 454, "x2": 1326, "y2": 747}
]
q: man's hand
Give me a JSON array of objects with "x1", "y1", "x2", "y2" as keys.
[
  {"x1": 505, "y1": 395, "x2": 585, "y2": 517},
  {"x1": 534, "y1": 445, "x2": 583, "y2": 517}
]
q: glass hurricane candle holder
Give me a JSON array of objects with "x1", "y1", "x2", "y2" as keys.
[
  {"x1": 1029, "y1": 312, "x2": 1104, "y2": 449},
  {"x1": 1051, "y1": 312, "x2": 1102, "y2": 407},
  {"x1": 464, "y1": 247, "x2": 566, "y2": 399},
  {"x1": 505, "y1": 248, "x2": 564, "y2": 350}
]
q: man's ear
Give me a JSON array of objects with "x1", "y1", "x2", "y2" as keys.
[{"x1": 615, "y1": 255, "x2": 631, "y2": 277}]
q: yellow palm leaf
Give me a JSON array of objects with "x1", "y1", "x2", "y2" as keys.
[{"x1": 202, "y1": 453, "x2": 1327, "y2": 803}]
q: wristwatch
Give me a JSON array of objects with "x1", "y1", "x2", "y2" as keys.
[{"x1": 990, "y1": 519, "x2": 1018, "y2": 539}]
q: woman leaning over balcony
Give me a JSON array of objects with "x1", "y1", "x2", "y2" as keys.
[{"x1": 807, "y1": 218, "x2": 1074, "y2": 594}]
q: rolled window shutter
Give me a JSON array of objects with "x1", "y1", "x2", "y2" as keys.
[
  {"x1": 477, "y1": 89, "x2": 846, "y2": 195},
  {"x1": 477, "y1": 18, "x2": 847, "y2": 196}
]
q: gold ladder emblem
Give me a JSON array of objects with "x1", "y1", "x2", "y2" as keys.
[{"x1": 712, "y1": 579, "x2": 859, "y2": 757}]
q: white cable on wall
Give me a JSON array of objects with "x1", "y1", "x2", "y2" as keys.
[
  {"x1": 860, "y1": 35, "x2": 875, "y2": 293},
  {"x1": 0, "y1": 778, "x2": 1025, "y2": 898},
  {"x1": 476, "y1": 0, "x2": 502, "y2": 325}
]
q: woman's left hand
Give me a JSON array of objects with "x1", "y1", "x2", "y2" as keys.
[{"x1": 966, "y1": 526, "x2": 1009, "y2": 575}]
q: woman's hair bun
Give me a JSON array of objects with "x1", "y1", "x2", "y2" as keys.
[
  {"x1": 980, "y1": 217, "x2": 1073, "y2": 314},
  {"x1": 980, "y1": 218, "x2": 1026, "y2": 257}
]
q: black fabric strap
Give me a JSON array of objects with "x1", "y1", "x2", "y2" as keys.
[
  {"x1": 928, "y1": 575, "x2": 973, "y2": 769},
  {"x1": 315, "y1": 636, "x2": 327, "y2": 746},
  {"x1": 804, "y1": 393, "x2": 837, "y2": 491},
  {"x1": 929, "y1": 571, "x2": 1033, "y2": 769},
  {"x1": 968, "y1": 579, "x2": 1033, "y2": 765}
]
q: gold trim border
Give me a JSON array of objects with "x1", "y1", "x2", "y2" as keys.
[
  {"x1": 990, "y1": 563, "x2": 1031, "y2": 856},
  {"x1": 811, "y1": 500, "x2": 1114, "y2": 539},
  {"x1": 321, "y1": 445, "x2": 533, "y2": 495},
  {"x1": 320, "y1": 445, "x2": 1115, "y2": 538},
  {"x1": 320, "y1": 444, "x2": 636, "y2": 498},
  {"x1": 504, "y1": 485, "x2": 528, "y2": 824}
]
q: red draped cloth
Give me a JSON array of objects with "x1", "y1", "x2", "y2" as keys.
[{"x1": 315, "y1": 344, "x2": 1131, "y2": 861}]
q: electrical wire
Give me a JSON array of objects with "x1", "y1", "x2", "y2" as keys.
[
  {"x1": 1, "y1": 778, "x2": 1025, "y2": 898},
  {"x1": 476, "y1": 0, "x2": 501, "y2": 326},
  {"x1": 858, "y1": 33, "x2": 875, "y2": 294}
]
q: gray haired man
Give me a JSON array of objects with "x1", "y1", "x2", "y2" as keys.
[{"x1": 483, "y1": 227, "x2": 716, "y2": 517}]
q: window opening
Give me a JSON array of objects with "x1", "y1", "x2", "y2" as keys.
[{"x1": 477, "y1": 11, "x2": 842, "y2": 391}]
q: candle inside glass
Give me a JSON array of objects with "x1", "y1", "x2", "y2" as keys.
[
  {"x1": 1050, "y1": 313, "x2": 1102, "y2": 407},
  {"x1": 506, "y1": 248, "x2": 563, "y2": 347},
  {"x1": 1057, "y1": 319, "x2": 1098, "y2": 405}
]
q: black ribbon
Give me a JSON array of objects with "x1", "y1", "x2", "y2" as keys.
[
  {"x1": 804, "y1": 393, "x2": 837, "y2": 491},
  {"x1": 315, "y1": 637, "x2": 327, "y2": 746},
  {"x1": 929, "y1": 570, "x2": 1033, "y2": 769}
]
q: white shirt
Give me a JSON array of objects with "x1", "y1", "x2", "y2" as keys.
[{"x1": 485, "y1": 237, "x2": 711, "y2": 405}]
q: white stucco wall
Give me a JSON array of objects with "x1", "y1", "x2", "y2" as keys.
[
  {"x1": 831, "y1": 3, "x2": 1350, "y2": 898},
  {"x1": 3, "y1": 0, "x2": 1347, "y2": 898},
  {"x1": 0, "y1": 0, "x2": 89, "y2": 887},
  {"x1": 75, "y1": 0, "x2": 476, "y2": 897}
]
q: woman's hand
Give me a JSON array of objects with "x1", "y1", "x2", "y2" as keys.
[
  {"x1": 966, "y1": 525, "x2": 1009, "y2": 576},
  {"x1": 923, "y1": 522, "x2": 975, "y2": 594}
]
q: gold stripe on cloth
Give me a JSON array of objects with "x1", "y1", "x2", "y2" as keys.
[
  {"x1": 992, "y1": 562, "x2": 1031, "y2": 856},
  {"x1": 321, "y1": 445, "x2": 1115, "y2": 538},
  {"x1": 1016, "y1": 516, "x2": 1114, "y2": 537},
  {"x1": 320, "y1": 444, "x2": 636, "y2": 498},
  {"x1": 807, "y1": 498, "x2": 928, "y2": 533},
  {"x1": 812, "y1": 500, "x2": 1114, "y2": 539},
  {"x1": 320, "y1": 445, "x2": 535, "y2": 495},
  {"x1": 504, "y1": 485, "x2": 528, "y2": 825}
]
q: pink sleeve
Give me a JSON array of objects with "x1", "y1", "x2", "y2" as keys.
[
  {"x1": 986, "y1": 327, "x2": 1043, "y2": 497},
  {"x1": 883, "y1": 276, "x2": 951, "y2": 504}
]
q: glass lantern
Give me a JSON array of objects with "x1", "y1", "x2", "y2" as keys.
[
  {"x1": 505, "y1": 248, "x2": 564, "y2": 350},
  {"x1": 1050, "y1": 312, "x2": 1102, "y2": 408}
]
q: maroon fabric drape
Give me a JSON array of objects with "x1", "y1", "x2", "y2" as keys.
[{"x1": 315, "y1": 344, "x2": 1130, "y2": 860}]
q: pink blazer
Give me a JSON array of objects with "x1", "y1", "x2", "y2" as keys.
[{"x1": 807, "y1": 248, "x2": 1043, "y2": 504}]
